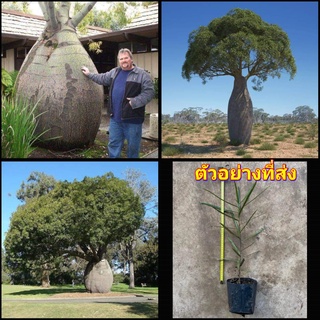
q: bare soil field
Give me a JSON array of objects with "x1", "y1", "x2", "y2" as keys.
[{"x1": 162, "y1": 123, "x2": 318, "y2": 158}]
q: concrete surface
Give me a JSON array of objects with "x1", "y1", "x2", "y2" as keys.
[
  {"x1": 173, "y1": 161, "x2": 307, "y2": 318},
  {"x1": 5, "y1": 294, "x2": 158, "y2": 304}
]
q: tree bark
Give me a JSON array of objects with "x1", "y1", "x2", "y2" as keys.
[
  {"x1": 15, "y1": 3, "x2": 103, "y2": 151},
  {"x1": 227, "y1": 76, "x2": 253, "y2": 145},
  {"x1": 41, "y1": 263, "x2": 50, "y2": 287},
  {"x1": 84, "y1": 259, "x2": 113, "y2": 293},
  {"x1": 129, "y1": 245, "x2": 135, "y2": 288}
]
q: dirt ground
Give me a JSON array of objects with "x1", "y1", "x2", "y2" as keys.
[
  {"x1": 162, "y1": 123, "x2": 318, "y2": 158},
  {"x1": 162, "y1": 140, "x2": 318, "y2": 158},
  {"x1": 28, "y1": 130, "x2": 158, "y2": 159}
]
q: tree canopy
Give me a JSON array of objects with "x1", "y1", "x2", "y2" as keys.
[
  {"x1": 5, "y1": 173, "x2": 145, "y2": 282},
  {"x1": 182, "y1": 8, "x2": 297, "y2": 90}
]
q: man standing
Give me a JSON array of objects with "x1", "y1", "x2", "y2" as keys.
[{"x1": 82, "y1": 48, "x2": 155, "y2": 158}]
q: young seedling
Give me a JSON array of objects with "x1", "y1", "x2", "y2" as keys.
[{"x1": 201, "y1": 181, "x2": 269, "y2": 283}]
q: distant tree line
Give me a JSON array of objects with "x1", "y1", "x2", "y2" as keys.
[{"x1": 162, "y1": 105, "x2": 317, "y2": 125}]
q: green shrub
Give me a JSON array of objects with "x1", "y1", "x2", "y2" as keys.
[
  {"x1": 164, "y1": 136, "x2": 176, "y2": 143},
  {"x1": 295, "y1": 137, "x2": 305, "y2": 145},
  {"x1": 214, "y1": 133, "x2": 228, "y2": 146},
  {"x1": 304, "y1": 142, "x2": 317, "y2": 148},
  {"x1": 162, "y1": 144, "x2": 184, "y2": 156},
  {"x1": 274, "y1": 135, "x2": 285, "y2": 141},
  {"x1": 257, "y1": 142, "x2": 276, "y2": 150},
  {"x1": 236, "y1": 149, "x2": 246, "y2": 156},
  {"x1": 307, "y1": 124, "x2": 317, "y2": 140},
  {"x1": 250, "y1": 138, "x2": 261, "y2": 145}
]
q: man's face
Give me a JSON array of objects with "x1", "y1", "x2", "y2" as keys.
[{"x1": 119, "y1": 53, "x2": 133, "y2": 70}]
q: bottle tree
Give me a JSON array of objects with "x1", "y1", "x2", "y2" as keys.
[
  {"x1": 182, "y1": 8, "x2": 297, "y2": 145},
  {"x1": 15, "y1": 2, "x2": 103, "y2": 150}
]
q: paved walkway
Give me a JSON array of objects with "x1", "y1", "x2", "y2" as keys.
[{"x1": 4, "y1": 294, "x2": 158, "y2": 304}]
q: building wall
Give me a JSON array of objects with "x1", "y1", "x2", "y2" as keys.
[
  {"x1": 133, "y1": 51, "x2": 158, "y2": 114},
  {"x1": 173, "y1": 161, "x2": 307, "y2": 318},
  {"x1": 2, "y1": 49, "x2": 15, "y2": 71},
  {"x1": 133, "y1": 51, "x2": 158, "y2": 79}
]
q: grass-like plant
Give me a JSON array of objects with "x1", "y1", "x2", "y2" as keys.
[
  {"x1": 201, "y1": 181, "x2": 268, "y2": 282},
  {"x1": 1, "y1": 96, "x2": 49, "y2": 158},
  {"x1": 257, "y1": 142, "x2": 276, "y2": 150}
]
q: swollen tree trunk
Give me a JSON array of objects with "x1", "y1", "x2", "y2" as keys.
[
  {"x1": 84, "y1": 259, "x2": 113, "y2": 293},
  {"x1": 15, "y1": 2, "x2": 103, "y2": 150},
  {"x1": 227, "y1": 76, "x2": 253, "y2": 145}
]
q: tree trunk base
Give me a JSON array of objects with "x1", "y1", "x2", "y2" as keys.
[
  {"x1": 84, "y1": 259, "x2": 113, "y2": 293},
  {"x1": 228, "y1": 76, "x2": 253, "y2": 145}
]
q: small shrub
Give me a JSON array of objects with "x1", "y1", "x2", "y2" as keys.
[
  {"x1": 236, "y1": 149, "x2": 246, "y2": 156},
  {"x1": 295, "y1": 137, "x2": 305, "y2": 145},
  {"x1": 274, "y1": 135, "x2": 285, "y2": 141},
  {"x1": 307, "y1": 124, "x2": 317, "y2": 140},
  {"x1": 164, "y1": 136, "x2": 176, "y2": 143},
  {"x1": 303, "y1": 142, "x2": 317, "y2": 148},
  {"x1": 162, "y1": 144, "x2": 184, "y2": 156},
  {"x1": 214, "y1": 133, "x2": 228, "y2": 146},
  {"x1": 201, "y1": 140, "x2": 209, "y2": 144},
  {"x1": 250, "y1": 138, "x2": 261, "y2": 145},
  {"x1": 242, "y1": 153, "x2": 252, "y2": 158},
  {"x1": 257, "y1": 142, "x2": 276, "y2": 150}
]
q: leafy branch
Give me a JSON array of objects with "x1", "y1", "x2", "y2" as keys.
[{"x1": 201, "y1": 181, "x2": 269, "y2": 281}]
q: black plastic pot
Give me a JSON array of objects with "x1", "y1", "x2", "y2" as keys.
[{"x1": 227, "y1": 278, "x2": 257, "y2": 315}]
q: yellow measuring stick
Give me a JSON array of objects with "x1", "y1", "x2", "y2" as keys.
[{"x1": 220, "y1": 179, "x2": 225, "y2": 284}]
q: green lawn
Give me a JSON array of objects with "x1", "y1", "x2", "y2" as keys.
[{"x1": 1, "y1": 284, "x2": 158, "y2": 318}]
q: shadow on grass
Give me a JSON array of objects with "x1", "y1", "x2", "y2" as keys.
[
  {"x1": 95, "y1": 302, "x2": 158, "y2": 318},
  {"x1": 8, "y1": 286, "x2": 87, "y2": 296}
]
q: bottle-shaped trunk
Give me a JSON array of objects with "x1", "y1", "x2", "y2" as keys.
[
  {"x1": 15, "y1": 28, "x2": 103, "y2": 151},
  {"x1": 227, "y1": 76, "x2": 253, "y2": 145},
  {"x1": 84, "y1": 259, "x2": 113, "y2": 293}
]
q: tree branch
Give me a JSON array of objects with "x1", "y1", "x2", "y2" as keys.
[
  {"x1": 70, "y1": 1, "x2": 97, "y2": 28},
  {"x1": 44, "y1": 2, "x2": 58, "y2": 31},
  {"x1": 39, "y1": 2, "x2": 49, "y2": 22},
  {"x1": 89, "y1": 244, "x2": 99, "y2": 261},
  {"x1": 58, "y1": 1, "x2": 71, "y2": 25}
]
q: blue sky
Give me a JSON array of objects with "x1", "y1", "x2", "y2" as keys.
[
  {"x1": 1, "y1": 161, "x2": 158, "y2": 248},
  {"x1": 162, "y1": 1, "x2": 318, "y2": 117}
]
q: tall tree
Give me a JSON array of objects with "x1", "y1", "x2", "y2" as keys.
[
  {"x1": 121, "y1": 168, "x2": 157, "y2": 288},
  {"x1": 15, "y1": 2, "x2": 103, "y2": 150},
  {"x1": 182, "y1": 8, "x2": 296, "y2": 145},
  {"x1": 292, "y1": 105, "x2": 316, "y2": 123},
  {"x1": 4, "y1": 173, "x2": 145, "y2": 293},
  {"x1": 16, "y1": 171, "x2": 57, "y2": 202}
]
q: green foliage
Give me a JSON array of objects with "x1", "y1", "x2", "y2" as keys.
[
  {"x1": 88, "y1": 40, "x2": 103, "y2": 54},
  {"x1": 16, "y1": 172, "x2": 57, "y2": 203},
  {"x1": 201, "y1": 182, "x2": 268, "y2": 279},
  {"x1": 1, "y1": 1, "x2": 30, "y2": 13},
  {"x1": 4, "y1": 174, "x2": 145, "y2": 283},
  {"x1": 162, "y1": 144, "x2": 184, "y2": 156},
  {"x1": 1, "y1": 69, "x2": 12, "y2": 94},
  {"x1": 76, "y1": 2, "x2": 138, "y2": 33},
  {"x1": 257, "y1": 142, "x2": 276, "y2": 150},
  {"x1": 303, "y1": 142, "x2": 317, "y2": 148},
  {"x1": 214, "y1": 133, "x2": 229, "y2": 146},
  {"x1": 182, "y1": 8, "x2": 297, "y2": 89},
  {"x1": 1, "y1": 96, "x2": 49, "y2": 158}
]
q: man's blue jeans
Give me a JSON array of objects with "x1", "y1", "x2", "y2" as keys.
[{"x1": 108, "y1": 118, "x2": 142, "y2": 158}]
